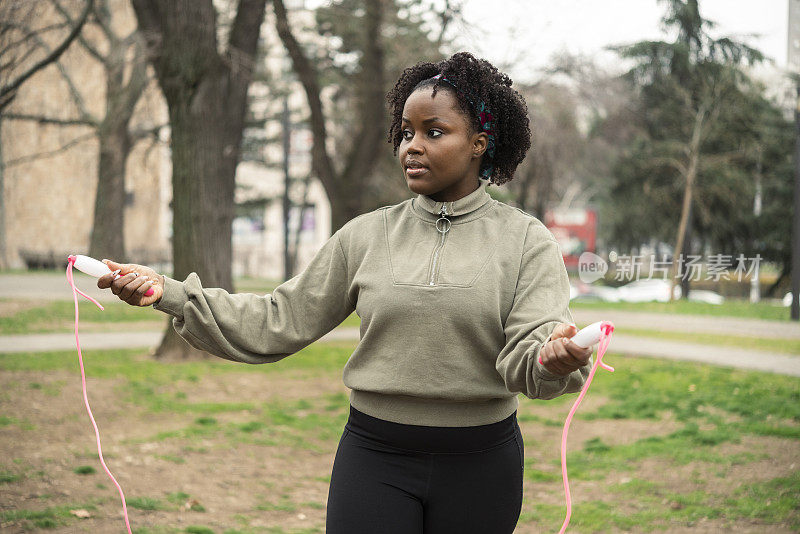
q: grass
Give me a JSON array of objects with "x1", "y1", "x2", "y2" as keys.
[
  {"x1": 0, "y1": 502, "x2": 99, "y2": 530},
  {"x1": 255, "y1": 495, "x2": 297, "y2": 512},
  {"x1": 127, "y1": 496, "x2": 164, "y2": 511},
  {"x1": 0, "y1": 271, "x2": 790, "y2": 338},
  {"x1": 616, "y1": 327, "x2": 800, "y2": 356},
  {"x1": 0, "y1": 341, "x2": 357, "y2": 379},
  {"x1": 570, "y1": 296, "x2": 792, "y2": 321},
  {"x1": 521, "y1": 472, "x2": 800, "y2": 532},
  {"x1": 73, "y1": 465, "x2": 96, "y2": 475},
  {"x1": 0, "y1": 296, "x2": 789, "y2": 339},
  {"x1": 0, "y1": 415, "x2": 35, "y2": 430},
  {"x1": 0, "y1": 298, "x2": 360, "y2": 335},
  {"x1": 0, "y1": 298, "x2": 163, "y2": 334},
  {"x1": 513, "y1": 355, "x2": 800, "y2": 531},
  {"x1": 576, "y1": 357, "x2": 800, "y2": 428},
  {"x1": 532, "y1": 357, "x2": 798, "y2": 481},
  {"x1": 0, "y1": 470, "x2": 22, "y2": 484},
  {"x1": 2, "y1": 337, "x2": 798, "y2": 531},
  {"x1": 136, "y1": 395, "x2": 350, "y2": 453}
]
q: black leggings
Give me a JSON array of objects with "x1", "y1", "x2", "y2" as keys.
[{"x1": 326, "y1": 405, "x2": 524, "y2": 533}]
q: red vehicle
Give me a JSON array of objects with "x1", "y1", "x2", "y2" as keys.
[{"x1": 544, "y1": 208, "x2": 597, "y2": 271}]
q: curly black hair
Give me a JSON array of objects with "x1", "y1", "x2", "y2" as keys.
[{"x1": 386, "y1": 51, "x2": 531, "y2": 186}]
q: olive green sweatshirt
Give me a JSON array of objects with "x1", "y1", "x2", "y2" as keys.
[{"x1": 153, "y1": 180, "x2": 591, "y2": 427}]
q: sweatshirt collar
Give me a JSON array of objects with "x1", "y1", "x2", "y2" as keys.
[{"x1": 415, "y1": 179, "x2": 491, "y2": 217}]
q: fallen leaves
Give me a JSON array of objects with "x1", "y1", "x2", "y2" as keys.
[{"x1": 69, "y1": 509, "x2": 92, "y2": 518}]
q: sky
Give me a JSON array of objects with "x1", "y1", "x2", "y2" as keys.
[{"x1": 452, "y1": 0, "x2": 789, "y2": 84}]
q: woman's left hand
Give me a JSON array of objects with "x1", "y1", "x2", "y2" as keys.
[{"x1": 539, "y1": 323, "x2": 594, "y2": 376}]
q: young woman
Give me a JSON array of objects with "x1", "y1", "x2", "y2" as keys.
[{"x1": 99, "y1": 51, "x2": 593, "y2": 533}]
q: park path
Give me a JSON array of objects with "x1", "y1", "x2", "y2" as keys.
[
  {"x1": 2, "y1": 272, "x2": 800, "y2": 376},
  {"x1": 2, "y1": 327, "x2": 798, "y2": 377},
  {"x1": 6, "y1": 271, "x2": 800, "y2": 335}
]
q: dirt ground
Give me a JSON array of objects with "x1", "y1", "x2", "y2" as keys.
[{"x1": 1, "y1": 366, "x2": 797, "y2": 533}]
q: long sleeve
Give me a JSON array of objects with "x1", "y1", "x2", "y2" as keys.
[
  {"x1": 153, "y1": 231, "x2": 356, "y2": 364},
  {"x1": 495, "y1": 224, "x2": 591, "y2": 400}
]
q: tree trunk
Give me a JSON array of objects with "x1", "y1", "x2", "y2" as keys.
[
  {"x1": 516, "y1": 169, "x2": 531, "y2": 213},
  {"x1": 669, "y1": 160, "x2": 694, "y2": 302},
  {"x1": 88, "y1": 26, "x2": 148, "y2": 263},
  {"x1": 166, "y1": 82, "x2": 239, "y2": 292},
  {"x1": 767, "y1": 263, "x2": 789, "y2": 298},
  {"x1": 0, "y1": 117, "x2": 6, "y2": 269},
  {"x1": 89, "y1": 121, "x2": 129, "y2": 262},
  {"x1": 679, "y1": 201, "x2": 693, "y2": 300},
  {"x1": 534, "y1": 178, "x2": 551, "y2": 221},
  {"x1": 333, "y1": 0, "x2": 384, "y2": 231},
  {"x1": 133, "y1": 0, "x2": 267, "y2": 360},
  {"x1": 272, "y1": 0, "x2": 385, "y2": 234},
  {"x1": 669, "y1": 104, "x2": 707, "y2": 302}
]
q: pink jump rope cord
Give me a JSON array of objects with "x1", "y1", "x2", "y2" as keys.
[
  {"x1": 66, "y1": 257, "x2": 133, "y2": 534},
  {"x1": 540, "y1": 322, "x2": 615, "y2": 534},
  {"x1": 66, "y1": 255, "x2": 610, "y2": 534}
]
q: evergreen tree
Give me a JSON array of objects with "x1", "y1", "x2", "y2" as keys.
[{"x1": 607, "y1": 0, "x2": 775, "y2": 298}]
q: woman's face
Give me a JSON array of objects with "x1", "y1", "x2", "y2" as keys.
[{"x1": 399, "y1": 87, "x2": 487, "y2": 203}]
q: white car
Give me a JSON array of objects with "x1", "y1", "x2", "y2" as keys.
[
  {"x1": 572, "y1": 278, "x2": 724, "y2": 304},
  {"x1": 615, "y1": 279, "x2": 682, "y2": 303},
  {"x1": 687, "y1": 289, "x2": 725, "y2": 305}
]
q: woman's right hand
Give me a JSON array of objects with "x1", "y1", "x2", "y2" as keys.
[{"x1": 97, "y1": 259, "x2": 165, "y2": 307}]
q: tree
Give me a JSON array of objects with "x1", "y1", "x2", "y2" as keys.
[
  {"x1": 272, "y1": 0, "x2": 384, "y2": 232},
  {"x1": 510, "y1": 80, "x2": 583, "y2": 219},
  {"x1": 132, "y1": 0, "x2": 268, "y2": 359},
  {"x1": 728, "y1": 90, "x2": 794, "y2": 297},
  {"x1": 5, "y1": 0, "x2": 153, "y2": 263},
  {"x1": 507, "y1": 52, "x2": 639, "y2": 244},
  {"x1": 272, "y1": 0, "x2": 453, "y2": 232},
  {"x1": 611, "y1": 0, "x2": 764, "y2": 299},
  {"x1": 0, "y1": 0, "x2": 93, "y2": 111},
  {"x1": 0, "y1": 0, "x2": 93, "y2": 269}
]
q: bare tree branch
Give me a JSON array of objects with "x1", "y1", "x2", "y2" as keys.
[
  {"x1": 272, "y1": 0, "x2": 336, "y2": 188},
  {"x1": 338, "y1": 0, "x2": 385, "y2": 189},
  {"x1": 130, "y1": 0, "x2": 163, "y2": 66},
  {"x1": 120, "y1": 37, "x2": 149, "y2": 113},
  {"x1": 130, "y1": 123, "x2": 168, "y2": 142},
  {"x1": 48, "y1": 0, "x2": 106, "y2": 63},
  {"x1": 434, "y1": 0, "x2": 465, "y2": 50},
  {"x1": 5, "y1": 131, "x2": 95, "y2": 167},
  {"x1": 228, "y1": 0, "x2": 267, "y2": 85},
  {"x1": 22, "y1": 27, "x2": 98, "y2": 124},
  {"x1": 3, "y1": 112, "x2": 94, "y2": 126},
  {"x1": 3, "y1": 22, "x2": 70, "y2": 53},
  {"x1": 647, "y1": 156, "x2": 688, "y2": 175},
  {"x1": 1, "y1": 32, "x2": 44, "y2": 75},
  {"x1": 91, "y1": 0, "x2": 115, "y2": 43},
  {"x1": 0, "y1": 0, "x2": 94, "y2": 110}
]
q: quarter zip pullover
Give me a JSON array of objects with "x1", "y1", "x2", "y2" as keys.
[{"x1": 153, "y1": 178, "x2": 590, "y2": 427}]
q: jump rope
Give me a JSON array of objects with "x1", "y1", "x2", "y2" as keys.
[
  {"x1": 66, "y1": 254, "x2": 615, "y2": 533},
  {"x1": 66, "y1": 255, "x2": 153, "y2": 534}
]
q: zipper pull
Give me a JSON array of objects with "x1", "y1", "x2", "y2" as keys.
[{"x1": 436, "y1": 204, "x2": 451, "y2": 236}]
